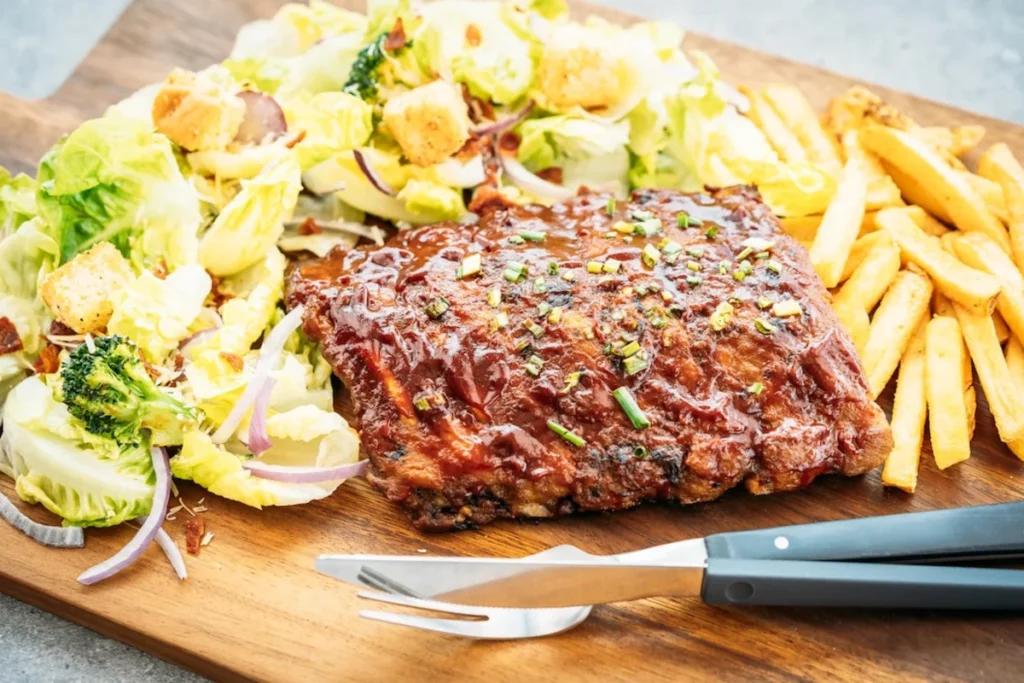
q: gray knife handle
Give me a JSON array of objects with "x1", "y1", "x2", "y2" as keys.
[
  {"x1": 702, "y1": 558, "x2": 1024, "y2": 610},
  {"x1": 704, "y1": 502, "x2": 1024, "y2": 563}
]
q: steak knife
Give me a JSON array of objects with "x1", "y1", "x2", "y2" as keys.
[{"x1": 317, "y1": 502, "x2": 1024, "y2": 610}]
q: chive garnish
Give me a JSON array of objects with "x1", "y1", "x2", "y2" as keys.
[
  {"x1": 660, "y1": 239, "x2": 683, "y2": 255},
  {"x1": 686, "y1": 275, "x2": 702, "y2": 287},
  {"x1": 602, "y1": 259, "x2": 621, "y2": 274},
  {"x1": 457, "y1": 253, "x2": 482, "y2": 279},
  {"x1": 487, "y1": 287, "x2": 502, "y2": 308},
  {"x1": 651, "y1": 317, "x2": 667, "y2": 329},
  {"x1": 757, "y1": 296, "x2": 773, "y2": 310},
  {"x1": 631, "y1": 209, "x2": 656, "y2": 221},
  {"x1": 533, "y1": 276, "x2": 547, "y2": 293},
  {"x1": 561, "y1": 269, "x2": 576, "y2": 281},
  {"x1": 766, "y1": 259, "x2": 782, "y2": 274},
  {"x1": 561, "y1": 371, "x2": 582, "y2": 394},
  {"x1": 620, "y1": 340, "x2": 641, "y2": 358},
  {"x1": 613, "y1": 221, "x2": 635, "y2": 235},
  {"x1": 739, "y1": 259, "x2": 754, "y2": 275},
  {"x1": 547, "y1": 307, "x2": 563, "y2": 324},
  {"x1": 547, "y1": 420, "x2": 586, "y2": 447},
  {"x1": 520, "y1": 230, "x2": 546, "y2": 242},
  {"x1": 503, "y1": 261, "x2": 527, "y2": 282},
  {"x1": 633, "y1": 445, "x2": 648, "y2": 459},
  {"x1": 685, "y1": 246, "x2": 704, "y2": 258},
  {"x1": 515, "y1": 338, "x2": 532, "y2": 352},
  {"x1": 624, "y1": 356, "x2": 648, "y2": 375},
  {"x1": 772, "y1": 301, "x2": 802, "y2": 318},
  {"x1": 548, "y1": 261, "x2": 560, "y2": 275},
  {"x1": 507, "y1": 235, "x2": 526, "y2": 245},
  {"x1": 613, "y1": 387, "x2": 651, "y2": 430},
  {"x1": 741, "y1": 237, "x2": 774, "y2": 251},
  {"x1": 755, "y1": 252, "x2": 770, "y2": 260},
  {"x1": 490, "y1": 312, "x2": 509, "y2": 330},
  {"x1": 607, "y1": 197, "x2": 617, "y2": 215},
  {"x1": 524, "y1": 320, "x2": 545, "y2": 337},
  {"x1": 710, "y1": 301, "x2": 734, "y2": 331},
  {"x1": 633, "y1": 219, "x2": 662, "y2": 237},
  {"x1": 747, "y1": 381, "x2": 765, "y2": 396},
  {"x1": 413, "y1": 396, "x2": 430, "y2": 412},
  {"x1": 587, "y1": 261, "x2": 604, "y2": 274},
  {"x1": 425, "y1": 297, "x2": 450, "y2": 319},
  {"x1": 642, "y1": 243, "x2": 661, "y2": 268},
  {"x1": 736, "y1": 247, "x2": 753, "y2": 262},
  {"x1": 686, "y1": 261, "x2": 701, "y2": 272},
  {"x1": 704, "y1": 225, "x2": 718, "y2": 239},
  {"x1": 525, "y1": 354, "x2": 544, "y2": 376},
  {"x1": 537, "y1": 302, "x2": 552, "y2": 316},
  {"x1": 754, "y1": 318, "x2": 777, "y2": 335},
  {"x1": 665, "y1": 253, "x2": 679, "y2": 265}
]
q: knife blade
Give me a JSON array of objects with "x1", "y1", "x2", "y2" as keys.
[{"x1": 316, "y1": 554, "x2": 707, "y2": 608}]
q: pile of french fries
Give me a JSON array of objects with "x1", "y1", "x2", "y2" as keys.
[{"x1": 742, "y1": 83, "x2": 1024, "y2": 493}]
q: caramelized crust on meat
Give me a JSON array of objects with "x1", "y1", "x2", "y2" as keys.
[{"x1": 287, "y1": 187, "x2": 892, "y2": 530}]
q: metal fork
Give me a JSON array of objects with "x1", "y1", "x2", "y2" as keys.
[{"x1": 357, "y1": 545, "x2": 594, "y2": 639}]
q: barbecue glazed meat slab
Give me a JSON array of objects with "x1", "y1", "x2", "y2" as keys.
[{"x1": 287, "y1": 187, "x2": 893, "y2": 530}]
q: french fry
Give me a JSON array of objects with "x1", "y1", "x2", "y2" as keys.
[
  {"x1": 761, "y1": 83, "x2": 843, "y2": 173},
  {"x1": 951, "y1": 231, "x2": 1024, "y2": 343},
  {"x1": 965, "y1": 385, "x2": 977, "y2": 440},
  {"x1": 779, "y1": 214, "x2": 820, "y2": 242},
  {"x1": 881, "y1": 320, "x2": 927, "y2": 492},
  {"x1": 993, "y1": 310, "x2": 1011, "y2": 344},
  {"x1": 953, "y1": 303, "x2": 1024, "y2": 443},
  {"x1": 883, "y1": 161, "x2": 953, "y2": 224},
  {"x1": 976, "y1": 142, "x2": 1024, "y2": 274},
  {"x1": 832, "y1": 299, "x2": 870, "y2": 355},
  {"x1": 808, "y1": 161, "x2": 867, "y2": 287},
  {"x1": 832, "y1": 240, "x2": 900, "y2": 312},
  {"x1": 962, "y1": 171, "x2": 1009, "y2": 224},
  {"x1": 875, "y1": 207, "x2": 1000, "y2": 315},
  {"x1": 841, "y1": 230, "x2": 892, "y2": 281},
  {"x1": 924, "y1": 316, "x2": 972, "y2": 469},
  {"x1": 902, "y1": 205, "x2": 950, "y2": 237},
  {"x1": 823, "y1": 85, "x2": 916, "y2": 139},
  {"x1": 862, "y1": 269, "x2": 933, "y2": 397},
  {"x1": 932, "y1": 290, "x2": 955, "y2": 317},
  {"x1": 856, "y1": 211, "x2": 881, "y2": 237},
  {"x1": 740, "y1": 86, "x2": 808, "y2": 163},
  {"x1": 840, "y1": 130, "x2": 904, "y2": 210},
  {"x1": 861, "y1": 125, "x2": 1011, "y2": 252},
  {"x1": 919, "y1": 125, "x2": 986, "y2": 158},
  {"x1": 1004, "y1": 337, "x2": 1024, "y2": 462}
]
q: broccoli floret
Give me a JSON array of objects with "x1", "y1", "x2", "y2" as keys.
[{"x1": 58, "y1": 335, "x2": 197, "y2": 447}]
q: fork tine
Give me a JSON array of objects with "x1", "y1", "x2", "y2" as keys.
[
  {"x1": 357, "y1": 590, "x2": 493, "y2": 618},
  {"x1": 359, "y1": 610, "x2": 503, "y2": 639}
]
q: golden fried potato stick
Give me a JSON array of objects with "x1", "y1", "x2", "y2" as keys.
[
  {"x1": 901, "y1": 205, "x2": 950, "y2": 237},
  {"x1": 876, "y1": 207, "x2": 1000, "y2": 315},
  {"x1": 832, "y1": 240, "x2": 901, "y2": 313},
  {"x1": 862, "y1": 269, "x2": 933, "y2": 397},
  {"x1": 883, "y1": 162, "x2": 953, "y2": 224},
  {"x1": 840, "y1": 130, "x2": 904, "y2": 210},
  {"x1": 1003, "y1": 337, "x2": 1024, "y2": 461},
  {"x1": 924, "y1": 316, "x2": 972, "y2": 470},
  {"x1": 841, "y1": 230, "x2": 893, "y2": 281},
  {"x1": 740, "y1": 86, "x2": 808, "y2": 163},
  {"x1": 861, "y1": 125, "x2": 1011, "y2": 252},
  {"x1": 919, "y1": 125, "x2": 986, "y2": 158},
  {"x1": 881, "y1": 319, "x2": 928, "y2": 492},
  {"x1": 778, "y1": 214, "x2": 821, "y2": 242},
  {"x1": 977, "y1": 143, "x2": 1024, "y2": 274},
  {"x1": 951, "y1": 231, "x2": 1024, "y2": 343},
  {"x1": 809, "y1": 161, "x2": 867, "y2": 287},
  {"x1": 962, "y1": 172, "x2": 1009, "y2": 225},
  {"x1": 932, "y1": 290, "x2": 956, "y2": 317},
  {"x1": 993, "y1": 310, "x2": 1011, "y2": 344},
  {"x1": 832, "y1": 299, "x2": 870, "y2": 355},
  {"x1": 954, "y1": 303, "x2": 1024, "y2": 443},
  {"x1": 761, "y1": 83, "x2": 842, "y2": 173}
]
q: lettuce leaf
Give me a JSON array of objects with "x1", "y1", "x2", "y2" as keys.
[
  {"x1": 0, "y1": 168, "x2": 38, "y2": 234},
  {"x1": 282, "y1": 92, "x2": 374, "y2": 170},
  {"x1": 36, "y1": 116, "x2": 202, "y2": 271}
]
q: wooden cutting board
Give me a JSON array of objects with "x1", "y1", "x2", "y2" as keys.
[{"x1": 3, "y1": 1, "x2": 1024, "y2": 681}]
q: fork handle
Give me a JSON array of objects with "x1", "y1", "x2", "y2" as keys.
[
  {"x1": 701, "y1": 558, "x2": 1024, "y2": 610},
  {"x1": 704, "y1": 502, "x2": 1024, "y2": 563}
]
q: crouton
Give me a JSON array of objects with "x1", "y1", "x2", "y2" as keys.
[
  {"x1": 535, "y1": 42, "x2": 629, "y2": 112},
  {"x1": 40, "y1": 243, "x2": 135, "y2": 334},
  {"x1": 382, "y1": 81, "x2": 471, "y2": 167},
  {"x1": 152, "y1": 68, "x2": 246, "y2": 152}
]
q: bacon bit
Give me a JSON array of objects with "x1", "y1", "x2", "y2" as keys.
[
  {"x1": 465, "y1": 23, "x2": 482, "y2": 47},
  {"x1": 469, "y1": 185, "x2": 517, "y2": 214},
  {"x1": 498, "y1": 131, "x2": 521, "y2": 155},
  {"x1": 0, "y1": 317, "x2": 24, "y2": 356},
  {"x1": 384, "y1": 17, "x2": 408, "y2": 52},
  {"x1": 48, "y1": 320, "x2": 77, "y2": 337},
  {"x1": 455, "y1": 133, "x2": 491, "y2": 162},
  {"x1": 298, "y1": 217, "x2": 323, "y2": 235},
  {"x1": 460, "y1": 84, "x2": 495, "y2": 124},
  {"x1": 139, "y1": 354, "x2": 162, "y2": 381},
  {"x1": 536, "y1": 167, "x2": 564, "y2": 185},
  {"x1": 219, "y1": 352, "x2": 245, "y2": 372},
  {"x1": 284, "y1": 129, "x2": 306, "y2": 149},
  {"x1": 151, "y1": 259, "x2": 169, "y2": 280},
  {"x1": 184, "y1": 518, "x2": 205, "y2": 556},
  {"x1": 208, "y1": 272, "x2": 234, "y2": 308},
  {"x1": 32, "y1": 344, "x2": 61, "y2": 375},
  {"x1": 173, "y1": 353, "x2": 185, "y2": 372}
]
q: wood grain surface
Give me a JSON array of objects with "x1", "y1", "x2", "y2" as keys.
[{"x1": 3, "y1": 2, "x2": 1024, "y2": 682}]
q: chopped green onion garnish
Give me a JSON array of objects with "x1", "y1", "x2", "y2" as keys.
[
  {"x1": 613, "y1": 220, "x2": 635, "y2": 235},
  {"x1": 587, "y1": 260, "x2": 604, "y2": 274},
  {"x1": 606, "y1": 197, "x2": 617, "y2": 215},
  {"x1": 548, "y1": 261, "x2": 560, "y2": 275},
  {"x1": 718, "y1": 260, "x2": 729, "y2": 275},
  {"x1": 520, "y1": 230, "x2": 546, "y2": 242},
  {"x1": 665, "y1": 253, "x2": 679, "y2": 265},
  {"x1": 561, "y1": 269, "x2": 576, "y2": 281},
  {"x1": 457, "y1": 253, "x2": 482, "y2": 279},
  {"x1": 633, "y1": 445, "x2": 648, "y2": 459},
  {"x1": 685, "y1": 246, "x2": 705, "y2": 258},
  {"x1": 736, "y1": 247, "x2": 753, "y2": 262},
  {"x1": 503, "y1": 261, "x2": 527, "y2": 282},
  {"x1": 772, "y1": 300, "x2": 802, "y2": 318},
  {"x1": 490, "y1": 312, "x2": 509, "y2": 330},
  {"x1": 739, "y1": 259, "x2": 754, "y2": 275},
  {"x1": 548, "y1": 307, "x2": 563, "y2": 324},
  {"x1": 710, "y1": 301, "x2": 734, "y2": 331},
  {"x1": 537, "y1": 302, "x2": 552, "y2": 316},
  {"x1": 620, "y1": 340, "x2": 641, "y2": 358},
  {"x1": 524, "y1": 320, "x2": 545, "y2": 337},
  {"x1": 603, "y1": 259, "x2": 622, "y2": 274},
  {"x1": 755, "y1": 252, "x2": 770, "y2": 260},
  {"x1": 515, "y1": 338, "x2": 532, "y2": 352},
  {"x1": 686, "y1": 275, "x2": 702, "y2": 287},
  {"x1": 413, "y1": 396, "x2": 431, "y2": 412},
  {"x1": 704, "y1": 225, "x2": 719, "y2": 239},
  {"x1": 525, "y1": 354, "x2": 545, "y2": 376},
  {"x1": 633, "y1": 219, "x2": 662, "y2": 237},
  {"x1": 487, "y1": 287, "x2": 502, "y2": 308},
  {"x1": 661, "y1": 290, "x2": 672, "y2": 303},
  {"x1": 660, "y1": 239, "x2": 683, "y2": 255},
  {"x1": 732, "y1": 270, "x2": 747, "y2": 282},
  {"x1": 741, "y1": 237, "x2": 775, "y2": 252},
  {"x1": 507, "y1": 235, "x2": 526, "y2": 245},
  {"x1": 754, "y1": 318, "x2": 777, "y2": 335},
  {"x1": 642, "y1": 243, "x2": 661, "y2": 268},
  {"x1": 651, "y1": 317, "x2": 667, "y2": 329},
  {"x1": 631, "y1": 209, "x2": 656, "y2": 221},
  {"x1": 613, "y1": 387, "x2": 651, "y2": 430},
  {"x1": 534, "y1": 276, "x2": 547, "y2": 293},
  {"x1": 756, "y1": 296, "x2": 773, "y2": 310},
  {"x1": 747, "y1": 381, "x2": 765, "y2": 396},
  {"x1": 603, "y1": 231, "x2": 617, "y2": 239},
  {"x1": 622, "y1": 286, "x2": 635, "y2": 298},
  {"x1": 547, "y1": 420, "x2": 586, "y2": 447},
  {"x1": 677, "y1": 213, "x2": 701, "y2": 228},
  {"x1": 425, "y1": 296, "x2": 450, "y2": 319},
  {"x1": 686, "y1": 261, "x2": 701, "y2": 272},
  {"x1": 561, "y1": 371, "x2": 582, "y2": 394},
  {"x1": 624, "y1": 356, "x2": 648, "y2": 375},
  {"x1": 766, "y1": 259, "x2": 783, "y2": 274}
]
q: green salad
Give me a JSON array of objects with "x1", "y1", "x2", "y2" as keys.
[{"x1": 0, "y1": 0, "x2": 838, "y2": 582}]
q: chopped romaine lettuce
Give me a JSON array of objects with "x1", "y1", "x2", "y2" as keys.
[{"x1": 282, "y1": 92, "x2": 374, "y2": 170}]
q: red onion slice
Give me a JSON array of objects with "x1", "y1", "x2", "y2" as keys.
[
  {"x1": 234, "y1": 91, "x2": 288, "y2": 145},
  {"x1": 154, "y1": 528, "x2": 188, "y2": 581},
  {"x1": 499, "y1": 155, "x2": 575, "y2": 202},
  {"x1": 78, "y1": 447, "x2": 170, "y2": 585},
  {"x1": 247, "y1": 376, "x2": 276, "y2": 455},
  {"x1": 471, "y1": 101, "x2": 535, "y2": 137},
  {"x1": 212, "y1": 305, "x2": 305, "y2": 444},
  {"x1": 242, "y1": 459, "x2": 369, "y2": 483},
  {"x1": 353, "y1": 149, "x2": 397, "y2": 197},
  {"x1": 0, "y1": 492, "x2": 85, "y2": 549},
  {"x1": 178, "y1": 326, "x2": 219, "y2": 354}
]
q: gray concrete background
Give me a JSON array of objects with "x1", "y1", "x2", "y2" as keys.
[{"x1": 1, "y1": 1, "x2": 1023, "y2": 681}]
